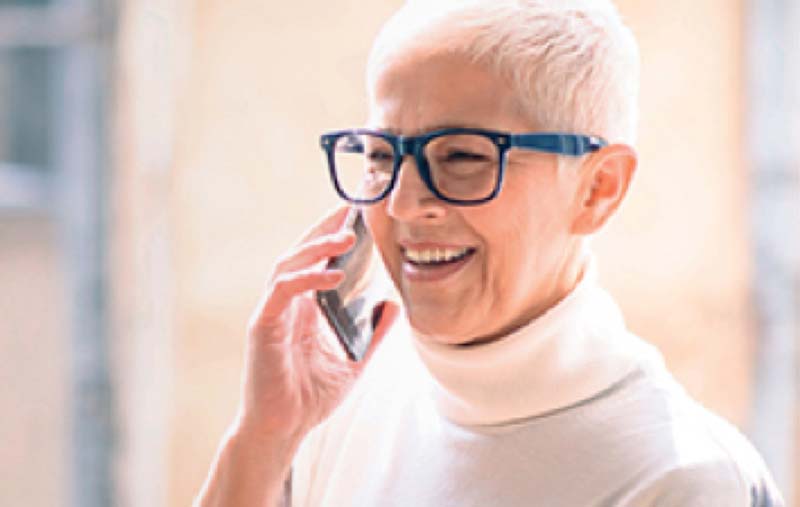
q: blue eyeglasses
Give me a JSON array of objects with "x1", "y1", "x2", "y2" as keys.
[{"x1": 320, "y1": 127, "x2": 607, "y2": 206}]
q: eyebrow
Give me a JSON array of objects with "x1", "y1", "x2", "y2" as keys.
[{"x1": 368, "y1": 123, "x2": 488, "y2": 136}]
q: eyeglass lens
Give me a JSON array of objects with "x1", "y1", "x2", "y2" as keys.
[{"x1": 333, "y1": 133, "x2": 500, "y2": 202}]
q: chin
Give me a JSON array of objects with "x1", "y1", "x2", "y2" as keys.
[{"x1": 407, "y1": 310, "x2": 475, "y2": 345}]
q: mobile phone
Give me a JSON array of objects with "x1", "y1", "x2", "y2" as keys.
[{"x1": 315, "y1": 208, "x2": 392, "y2": 361}]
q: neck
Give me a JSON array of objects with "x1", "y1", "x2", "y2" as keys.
[{"x1": 409, "y1": 256, "x2": 663, "y2": 426}]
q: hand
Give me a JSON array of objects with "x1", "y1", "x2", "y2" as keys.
[{"x1": 236, "y1": 206, "x2": 399, "y2": 446}]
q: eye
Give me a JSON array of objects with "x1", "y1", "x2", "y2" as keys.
[
  {"x1": 443, "y1": 150, "x2": 489, "y2": 162},
  {"x1": 367, "y1": 148, "x2": 393, "y2": 162}
]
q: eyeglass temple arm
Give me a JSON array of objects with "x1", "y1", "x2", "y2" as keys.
[{"x1": 509, "y1": 134, "x2": 608, "y2": 156}]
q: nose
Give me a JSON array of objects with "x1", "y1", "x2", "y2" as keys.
[{"x1": 385, "y1": 154, "x2": 448, "y2": 222}]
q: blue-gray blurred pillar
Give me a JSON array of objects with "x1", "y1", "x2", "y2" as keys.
[
  {"x1": 0, "y1": 1, "x2": 117, "y2": 505},
  {"x1": 747, "y1": 0, "x2": 800, "y2": 504},
  {"x1": 50, "y1": 0, "x2": 117, "y2": 506}
]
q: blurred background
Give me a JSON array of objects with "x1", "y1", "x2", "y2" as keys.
[{"x1": 0, "y1": 0, "x2": 797, "y2": 506}]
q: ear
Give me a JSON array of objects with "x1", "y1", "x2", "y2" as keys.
[{"x1": 570, "y1": 144, "x2": 637, "y2": 235}]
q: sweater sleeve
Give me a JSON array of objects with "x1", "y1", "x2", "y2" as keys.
[{"x1": 290, "y1": 424, "x2": 325, "y2": 507}]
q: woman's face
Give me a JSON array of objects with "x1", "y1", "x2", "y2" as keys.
[{"x1": 364, "y1": 51, "x2": 587, "y2": 345}]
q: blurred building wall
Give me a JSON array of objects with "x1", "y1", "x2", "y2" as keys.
[
  {"x1": 110, "y1": 1, "x2": 794, "y2": 506},
  {"x1": 0, "y1": 3, "x2": 104, "y2": 507},
  {"x1": 0, "y1": 216, "x2": 67, "y2": 507}
]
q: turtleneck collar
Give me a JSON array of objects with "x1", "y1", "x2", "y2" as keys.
[{"x1": 409, "y1": 257, "x2": 663, "y2": 426}]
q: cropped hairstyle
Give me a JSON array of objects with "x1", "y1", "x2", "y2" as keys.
[{"x1": 367, "y1": 0, "x2": 640, "y2": 145}]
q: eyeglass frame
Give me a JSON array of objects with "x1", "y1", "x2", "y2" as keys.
[{"x1": 319, "y1": 127, "x2": 608, "y2": 206}]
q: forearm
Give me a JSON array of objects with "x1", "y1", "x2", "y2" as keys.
[{"x1": 194, "y1": 424, "x2": 299, "y2": 507}]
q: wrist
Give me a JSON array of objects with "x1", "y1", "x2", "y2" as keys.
[
  {"x1": 194, "y1": 419, "x2": 300, "y2": 507},
  {"x1": 226, "y1": 417, "x2": 303, "y2": 472}
]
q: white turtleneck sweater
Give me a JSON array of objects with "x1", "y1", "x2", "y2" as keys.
[{"x1": 291, "y1": 262, "x2": 784, "y2": 506}]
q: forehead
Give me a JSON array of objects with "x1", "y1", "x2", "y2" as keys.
[{"x1": 367, "y1": 51, "x2": 533, "y2": 135}]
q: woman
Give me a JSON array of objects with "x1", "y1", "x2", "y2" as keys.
[{"x1": 196, "y1": 1, "x2": 784, "y2": 505}]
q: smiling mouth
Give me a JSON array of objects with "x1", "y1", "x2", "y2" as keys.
[{"x1": 402, "y1": 246, "x2": 477, "y2": 267}]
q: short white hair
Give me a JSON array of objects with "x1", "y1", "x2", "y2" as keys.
[{"x1": 367, "y1": 0, "x2": 640, "y2": 145}]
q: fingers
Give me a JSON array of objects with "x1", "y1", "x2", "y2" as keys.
[
  {"x1": 300, "y1": 299, "x2": 399, "y2": 371},
  {"x1": 297, "y1": 205, "x2": 351, "y2": 245},
  {"x1": 293, "y1": 299, "x2": 352, "y2": 370},
  {"x1": 249, "y1": 206, "x2": 356, "y2": 343},
  {"x1": 274, "y1": 231, "x2": 355, "y2": 275},
  {"x1": 252, "y1": 268, "x2": 344, "y2": 331}
]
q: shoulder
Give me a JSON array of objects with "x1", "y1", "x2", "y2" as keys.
[
  {"x1": 654, "y1": 398, "x2": 785, "y2": 506},
  {"x1": 588, "y1": 357, "x2": 785, "y2": 506},
  {"x1": 624, "y1": 457, "x2": 784, "y2": 506}
]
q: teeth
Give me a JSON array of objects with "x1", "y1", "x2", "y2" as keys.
[{"x1": 405, "y1": 247, "x2": 471, "y2": 264}]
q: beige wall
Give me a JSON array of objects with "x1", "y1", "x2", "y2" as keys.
[
  {"x1": 605, "y1": 0, "x2": 752, "y2": 423},
  {"x1": 113, "y1": 1, "x2": 193, "y2": 505},
  {"x1": 110, "y1": 1, "x2": 791, "y2": 506}
]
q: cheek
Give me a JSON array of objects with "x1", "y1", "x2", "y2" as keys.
[
  {"x1": 364, "y1": 206, "x2": 388, "y2": 245},
  {"x1": 485, "y1": 219, "x2": 529, "y2": 283},
  {"x1": 363, "y1": 205, "x2": 397, "y2": 268},
  {"x1": 468, "y1": 187, "x2": 566, "y2": 286},
  {"x1": 363, "y1": 206, "x2": 381, "y2": 234},
  {"x1": 501, "y1": 170, "x2": 574, "y2": 239},
  {"x1": 463, "y1": 209, "x2": 525, "y2": 286}
]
